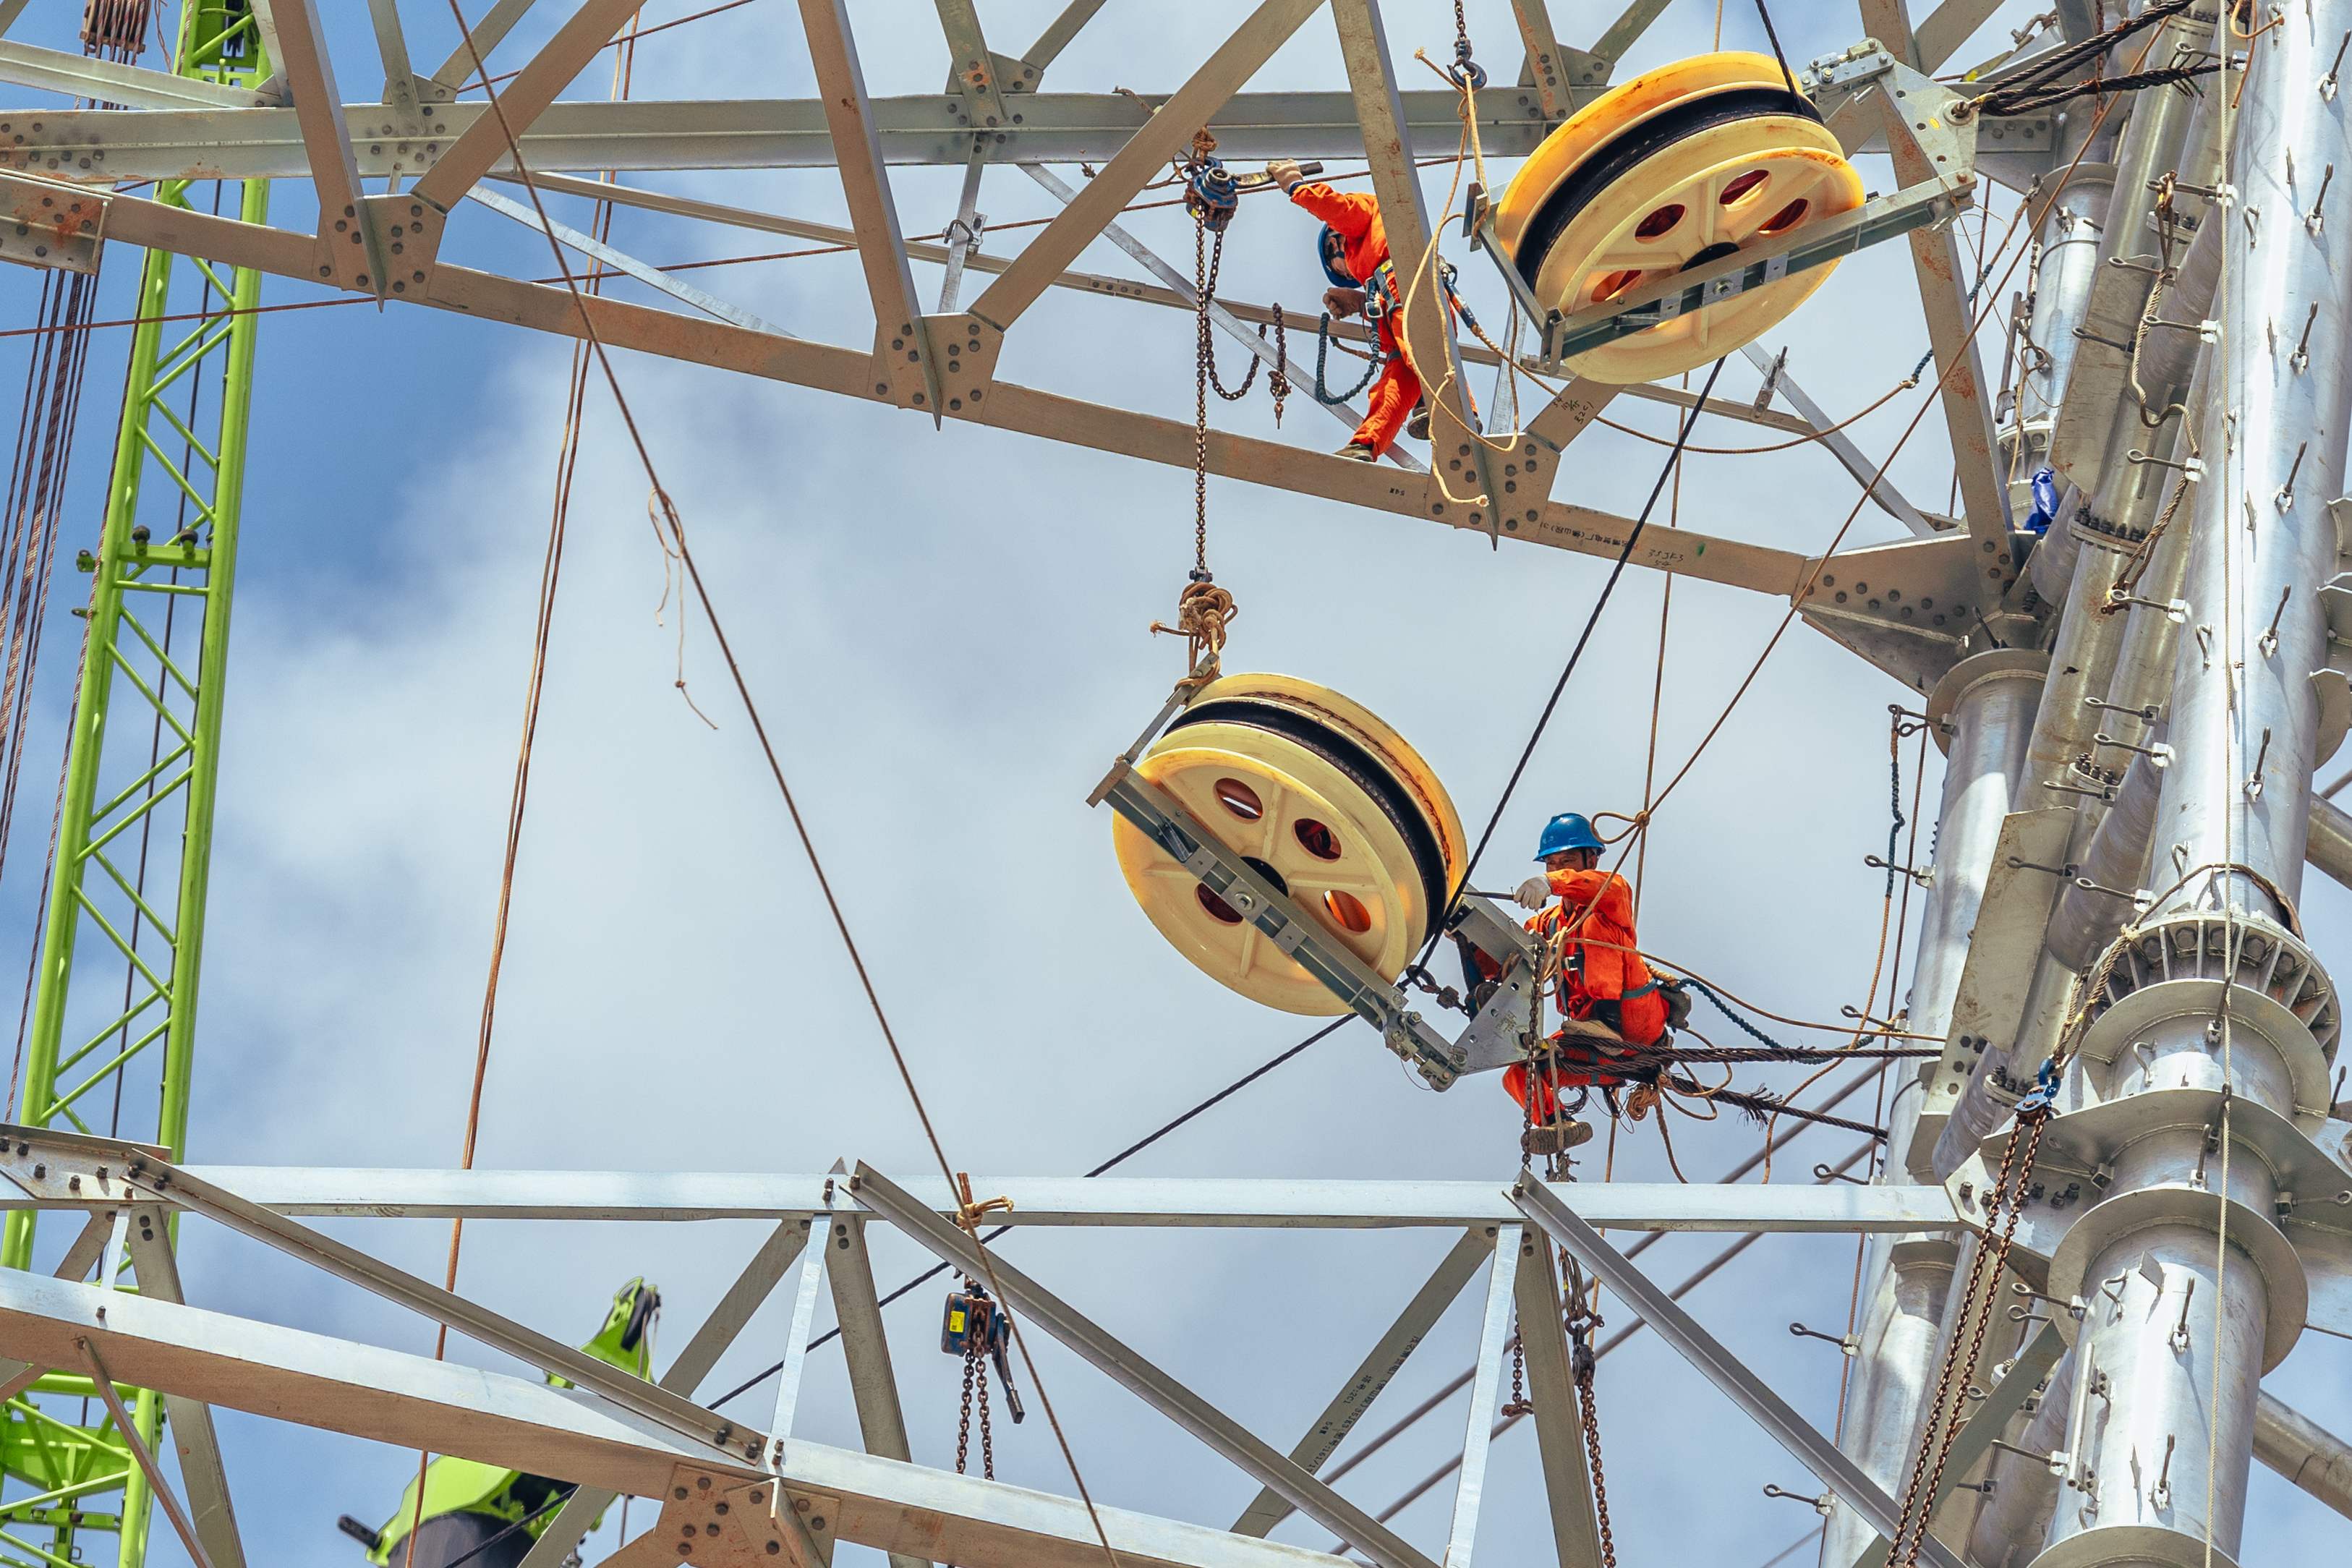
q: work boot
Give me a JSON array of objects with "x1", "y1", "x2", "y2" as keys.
[
  {"x1": 1406, "y1": 399, "x2": 1431, "y2": 441},
  {"x1": 1521, "y1": 1119, "x2": 1595, "y2": 1157},
  {"x1": 1332, "y1": 440, "x2": 1379, "y2": 461}
]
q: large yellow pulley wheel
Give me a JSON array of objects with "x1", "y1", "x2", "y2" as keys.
[
  {"x1": 1115, "y1": 674, "x2": 1465, "y2": 1015},
  {"x1": 1494, "y1": 52, "x2": 1865, "y2": 383}
]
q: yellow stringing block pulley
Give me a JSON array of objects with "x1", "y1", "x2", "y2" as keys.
[
  {"x1": 1112, "y1": 673, "x2": 1465, "y2": 1015},
  {"x1": 1494, "y1": 51, "x2": 1865, "y2": 382}
]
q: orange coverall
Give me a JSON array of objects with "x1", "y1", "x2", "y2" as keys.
[
  {"x1": 1501, "y1": 867, "x2": 1670, "y2": 1125},
  {"x1": 1287, "y1": 181, "x2": 1419, "y2": 456}
]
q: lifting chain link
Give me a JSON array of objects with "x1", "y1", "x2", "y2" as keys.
[
  {"x1": 1501, "y1": 1317, "x2": 1533, "y2": 1418},
  {"x1": 1446, "y1": 0, "x2": 1486, "y2": 89},
  {"x1": 954, "y1": 1331, "x2": 997, "y2": 1480},
  {"x1": 1572, "y1": 1314, "x2": 1617, "y2": 1568},
  {"x1": 1886, "y1": 1101, "x2": 2056, "y2": 1566}
]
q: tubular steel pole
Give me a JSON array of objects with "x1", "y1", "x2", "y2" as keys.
[
  {"x1": 2027, "y1": 15, "x2": 2352, "y2": 1568},
  {"x1": 1820, "y1": 648, "x2": 2043, "y2": 1568}
]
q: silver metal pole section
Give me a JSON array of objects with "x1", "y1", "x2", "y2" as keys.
[
  {"x1": 2004, "y1": 168, "x2": 2113, "y2": 508},
  {"x1": 847, "y1": 1163, "x2": 1444, "y2": 1568},
  {"x1": 1962, "y1": 1347, "x2": 2075, "y2": 1567},
  {"x1": 2308, "y1": 795, "x2": 2352, "y2": 890},
  {"x1": 1823, "y1": 647, "x2": 2045, "y2": 1568},
  {"x1": 2026, "y1": 22, "x2": 2352, "y2": 1565},
  {"x1": 2150, "y1": 14, "x2": 2352, "y2": 913},
  {"x1": 1508, "y1": 1177, "x2": 1972, "y2": 1568},
  {"x1": 2100, "y1": 14, "x2": 2206, "y2": 272},
  {"x1": 2254, "y1": 1389, "x2": 2352, "y2": 1520},
  {"x1": 1932, "y1": 243, "x2": 2228, "y2": 1181},
  {"x1": 1440, "y1": 1229, "x2": 1520, "y2": 1568}
]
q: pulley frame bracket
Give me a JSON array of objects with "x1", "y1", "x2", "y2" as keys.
[
  {"x1": 1461, "y1": 38, "x2": 1980, "y2": 376},
  {"x1": 1095, "y1": 764, "x2": 1470, "y2": 1088}
]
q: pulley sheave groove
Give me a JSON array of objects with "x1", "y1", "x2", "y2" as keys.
[
  {"x1": 1494, "y1": 51, "x2": 1866, "y2": 382},
  {"x1": 1113, "y1": 673, "x2": 1465, "y2": 1015}
]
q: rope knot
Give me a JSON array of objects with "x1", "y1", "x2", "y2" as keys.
[
  {"x1": 1149, "y1": 580, "x2": 1237, "y2": 676},
  {"x1": 954, "y1": 1172, "x2": 1015, "y2": 1235}
]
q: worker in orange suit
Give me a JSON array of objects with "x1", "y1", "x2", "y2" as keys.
[
  {"x1": 1266, "y1": 158, "x2": 1424, "y2": 461},
  {"x1": 1500, "y1": 812, "x2": 1670, "y2": 1155}
]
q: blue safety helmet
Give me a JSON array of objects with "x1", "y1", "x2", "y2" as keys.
[
  {"x1": 1535, "y1": 812, "x2": 1604, "y2": 859},
  {"x1": 1318, "y1": 225, "x2": 1357, "y2": 288}
]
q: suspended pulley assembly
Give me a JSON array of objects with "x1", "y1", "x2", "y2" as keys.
[
  {"x1": 1110, "y1": 673, "x2": 1463, "y2": 1014},
  {"x1": 1092, "y1": 668, "x2": 1540, "y2": 1089},
  {"x1": 1490, "y1": 51, "x2": 1865, "y2": 382}
]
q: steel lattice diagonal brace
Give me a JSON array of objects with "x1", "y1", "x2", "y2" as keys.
[
  {"x1": 1329, "y1": 0, "x2": 1501, "y2": 540},
  {"x1": 519, "y1": 1217, "x2": 815, "y2": 1568},
  {"x1": 0, "y1": 1268, "x2": 1362, "y2": 1568},
  {"x1": 848, "y1": 1163, "x2": 1444, "y2": 1568},
  {"x1": 1508, "y1": 1175, "x2": 1972, "y2": 1568}
]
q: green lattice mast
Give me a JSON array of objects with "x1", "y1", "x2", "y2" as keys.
[{"x1": 0, "y1": 1, "x2": 268, "y2": 1562}]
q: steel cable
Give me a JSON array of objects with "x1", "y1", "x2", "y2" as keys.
[{"x1": 707, "y1": 1015, "x2": 1351, "y2": 1410}]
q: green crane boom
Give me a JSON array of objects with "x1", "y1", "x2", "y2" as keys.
[{"x1": 0, "y1": 4, "x2": 270, "y2": 1564}]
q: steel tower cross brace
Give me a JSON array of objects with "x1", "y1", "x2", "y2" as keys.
[{"x1": 0, "y1": 4, "x2": 269, "y2": 1566}]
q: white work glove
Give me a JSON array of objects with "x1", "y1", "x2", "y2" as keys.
[
  {"x1": 1266, "y1": 158, "x2": 1306, "y2": 192},
  {"x1": 1514, "y1": 874, "x2": 1553, "y2": 911}
]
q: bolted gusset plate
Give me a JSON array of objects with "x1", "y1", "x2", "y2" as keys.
[
  {"x1": 608, "y1": 1462, "x2": 837, "y2": 1567},
  {"x1": 0, "y1": 171, "x2": 103, "y2": 273}
]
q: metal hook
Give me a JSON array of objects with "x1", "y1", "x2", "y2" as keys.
[
  {"x1": 2259, "y1": 585, "x2": 2292, "y2": 658},
  {"x1": 1789, "y1": 1321, "x2": 1859, "y2": 1356}
]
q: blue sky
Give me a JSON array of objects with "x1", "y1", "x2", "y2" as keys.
[{"x1": 0, "y1": 2, "x2": 2345, "y2": 1567}]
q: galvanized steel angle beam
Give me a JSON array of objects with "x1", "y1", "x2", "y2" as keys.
[
  {"x1": 847, "y1": 1162, "x2": 1444, "y2": 1568},
  {"x1": 968, "y1": 0, "x2": 1326, "y2": 338},
  {"x1": 1741, "y1": 341, "x2": 1935, "y2": 536},
  {"x1": 0, "y1": 169, "x2": 105, "y2": 273},
  {"x1": 1329, "y1": 0, "x2": 1499, "y2": 539},
  {"x1": 265, "y1": 0, "x2": 382, "y2": 293},
  {"x1": 0, "y1": 1126, "x2": 770, "y2": 1464},
  {"x1": 1866, "y1": 51, "x2": 2013, "y2": 555},
  {"x1": 1509, "y1": 1224, "x2": 1603, "y2": 1568},
  {"x1": 932, "y1": 0, "x2": 1010, "y2": 127},
  {"x1": 798, "y1": 0, "x2": 940, "y2": 417},
  {"x1": 1015, "y1": 161, "x2": 1420, "y2": 471},
  {"x1": 0, "y1": 92, "x2": 1554, "y2": 183},
  {"x1": 77, "y1": 1165, "x2": 1959, "y2": 1230},
  {"x1": 1231, "y1": 1228, "x2": 1491, "y2": 1538},
  {"x1": 1508, "y1": 1172, "x2": 1974, "y2": 1568},
  {"x1": 0, "y1": 1264, "x2": 1363, "y2": 1568},
  {"x1": 120, "y1": 1209, "x2": 247, "y2": 1568},
  {"x1": 1843, "y1": 1322, "x2": 2068, "y2": 1568},
  {"x1": 466, "y1": 183, "x2": 788, "y2": 333},
  {"x1": 521, "y1": 1217, "x2": 817, "y2": 1567},
  {"x1": 413, "y1": 0, "x2": 647, "y2": 215},
  {"x1": 1442, "y1": 1226, "x2": 1522, "y2": 1568},
  {"x1": 424, "y1": 0, "x2": 540, "y2": 100},
  {"x1": 0, "y1": 40, "x2": 275, "y2": 111}
]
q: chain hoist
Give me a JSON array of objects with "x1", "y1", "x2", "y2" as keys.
[{"x1": 942, "y1": 1277, "x2": 1026, "y2": 1481}]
